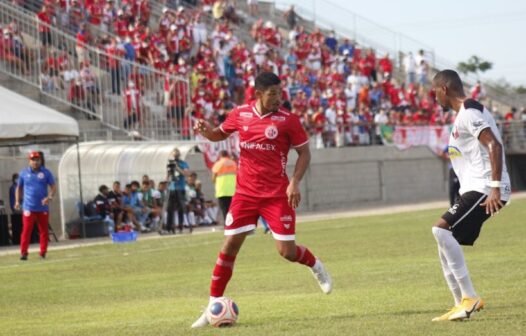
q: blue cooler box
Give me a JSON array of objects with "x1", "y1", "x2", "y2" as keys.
[{"x1": 111, "y1": 231, "x2": 138, "y2": 243}]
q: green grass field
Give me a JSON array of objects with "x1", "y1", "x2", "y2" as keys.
[{"x1": 1, "y1": 199, "x2": 525, "y2": 336}]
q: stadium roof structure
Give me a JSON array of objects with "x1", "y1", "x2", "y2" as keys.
[
  {"x1": 58, "y1": 141, "x2": 197, "y2": 238},
  {"x1": 0, "y1": 86, "x2": 79, "y2": 146}
]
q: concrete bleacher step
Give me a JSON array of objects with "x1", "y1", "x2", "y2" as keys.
[{"x1": 78, "y1": 119, "x2": 104, "y2": 131}]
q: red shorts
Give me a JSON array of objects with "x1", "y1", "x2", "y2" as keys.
[{"x1": 224, "y1": 193, "x2": 295, "y2": 241}]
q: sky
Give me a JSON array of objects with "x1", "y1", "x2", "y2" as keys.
[{"x1": 273, "y1": 0, "x2": 526, "y2": 86}]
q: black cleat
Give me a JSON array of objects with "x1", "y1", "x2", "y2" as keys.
[{"x1": 20, "y1": 254, "x2": 28, "y2": 261}]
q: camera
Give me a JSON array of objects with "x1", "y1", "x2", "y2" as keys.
[{"x1": 167, "y1": 159, "x2": 180, "y2": 178}]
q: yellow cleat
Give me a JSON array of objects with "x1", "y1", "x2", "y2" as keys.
[
  {"x1": 448, "y1": 297, "x2": 481, "y2": 321},
  {"x1": 475, "y1": 298, "x2": 485, "y2": 312},
  {"x1": 432, "y1": 306, "x2": 459, "y2": 322}
]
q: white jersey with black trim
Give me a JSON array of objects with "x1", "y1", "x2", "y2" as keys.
[{"x1": 448, "y1": 99, "x2": 511, "y2": 200}]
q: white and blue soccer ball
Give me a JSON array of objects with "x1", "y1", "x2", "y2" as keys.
[{"x1": 206, "y1": 297, "x2": 239, "y2": 327}]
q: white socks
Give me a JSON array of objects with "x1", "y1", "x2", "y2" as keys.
[
  {"x1": 438, "y1": 248, "x2": 462, "y2": 305},
  {"x1": 432, "y1": 227, "x2": 477, "y2": 300}
]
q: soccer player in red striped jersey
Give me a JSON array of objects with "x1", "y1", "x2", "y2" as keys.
[{"x1": 191, "y1": 72, "x2": 332, "y2": 328}]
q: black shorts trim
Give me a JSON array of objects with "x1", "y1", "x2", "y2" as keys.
[{"x1": 441, "y1": 191, "x2": 489, "y2": 246}]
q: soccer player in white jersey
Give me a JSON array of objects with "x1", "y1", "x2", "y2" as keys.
[
  {"x1": 430, "y1": 70, "x2": 511, "y2": 321},
  {"x1": 190, "y1": 72, "x2": 332, "y2": 328}
]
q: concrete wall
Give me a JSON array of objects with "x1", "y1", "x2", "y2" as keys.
[
  {"x1": 288, "y1": 146, "x2": 448, "y2": 211},
  {"x1": 185, "y1": 146, "x2": 449, "y2": 213}
]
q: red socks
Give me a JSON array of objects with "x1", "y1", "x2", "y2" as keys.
[
  {"x1": 295, "y1": 245, "x2": 316, "y2": 267},
  {"x1": 210, "y1": 252, "x2": 236, "y2": 297},
  {"x1": 209, "y1": 246, "x2": 315, "y2": 297}
]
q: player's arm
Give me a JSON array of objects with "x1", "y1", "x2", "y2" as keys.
[
  {"x1": 194, "y1": 119, "x2": 230, "y2": 142},
  {"x1": 287, "y1": 143, "x2": 311, "y2": 209},
  {"x1": 43, "y1": 184, "x2": 57, "y2": 205},
  {"x1": 478, "y1": 127, "x2": 504, "y2": 216}
]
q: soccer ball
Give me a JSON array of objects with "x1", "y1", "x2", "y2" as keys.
[{"x1": 206, "y1": 297, "x2": 239, "y2": 327}]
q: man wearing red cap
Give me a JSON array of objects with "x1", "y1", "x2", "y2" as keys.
[{"x1": 15, "y1": 151, "x2": 57, "y2": 260}]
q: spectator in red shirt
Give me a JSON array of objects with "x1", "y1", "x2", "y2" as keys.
[
  {"x1": 470, "y1": 81, "x2": 486, "y2": 100},
  {"x1": 504, "y1": 107, "x2": 516, "y2": 121},
  {"x1": 36, "y1": 5, "x2": 52, "y2": 55},
  {"x1": 68, "y1": 77, "x2": 85, "y2": 108},
  {"x1": 113, "y1": 10, "x2": 129, "y2": 38},
  {"x1": 87, "y1": 0, "x2": 103, "y2": 26},
  {"x1": 378, "y1": 53, "x2": 393, "y2": 79},
  {"x1": 123, "y1": 80, "x2": 141, "y2": 129}
]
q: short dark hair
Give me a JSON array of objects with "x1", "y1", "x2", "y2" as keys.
[
  {"x1": 255, "y1": 72, "x2": 281, "y2": 91},
  {"x1": 131, "y1": 181, "x2": 140, "y2": 188},
  {"x1": 12, "y1": 173, "x2": 18, "y2": 182},
  {"x1": 219, "y1": 150, "x2": 229, "y2": 157},
  {"x1": 113, "y1": 181, "x2": 120, "y2": 186},
  {"x1": 433, "y1": 69, "x2": 464, "y2": 95},
  {"x1": 99, "y1": 185, "x2": 109, "y2": 193}
]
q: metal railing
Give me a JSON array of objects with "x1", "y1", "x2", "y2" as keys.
[
  {"x1": 499, "y1": 120, "x2": 526, "y2": 154},
  {"x1": 0, "y1": 1, "x2": 193, "y2": 140}
]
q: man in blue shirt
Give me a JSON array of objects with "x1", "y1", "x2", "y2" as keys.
[
  {"x1": 338, "y1": 38, "x2": 354, "y2": 59},
  {"x1": 165, "y1": 148, "x2": 190, "y2": 234},
  {"x1": 15, "y1": 151, "x2": 56, "y2": 260}
]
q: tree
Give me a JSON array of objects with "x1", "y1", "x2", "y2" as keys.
[
  {"x1": 515, "y1": 86, "x2": 526, "y2": 95},
  {"x1": 457, "y1": 55, "x2": 493, "y2": 78}
]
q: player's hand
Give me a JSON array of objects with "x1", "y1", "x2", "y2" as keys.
[
  {"x1": 480, "y1": 188, "x2": 504, "y2": 216},
  {"x1": 286, "y1": 179, "x2": 301, "y2": 209},
  {"x1": 42, "y1": 197, "x2": 51, "y2": 206},
  {"x1": 194, "y1": 119, "x2": 213, "y2": 136},
  {"x1": 14, "y1": 202, "x2": 20, "y2": 211}
]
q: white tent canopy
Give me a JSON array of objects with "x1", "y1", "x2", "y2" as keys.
[
  {"x1": 0, "y1": 85, "x2": 79, "y2": 143},
  {"x1": 58, "y1": 141, "x2": 196, "y2": 238}
]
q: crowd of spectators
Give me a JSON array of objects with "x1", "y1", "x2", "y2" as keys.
[
  {"x1": 90, "y1": 172, "x2": 218, "y2": 235},
  {"x1": 3, "y1": 0, "x2": 524, "y2": 146}
]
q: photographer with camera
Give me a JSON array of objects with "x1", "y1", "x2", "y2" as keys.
[{"x1": 165, "y1": 148, "x2": 190, "y2": 234}]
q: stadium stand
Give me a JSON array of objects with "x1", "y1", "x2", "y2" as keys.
[{"x1": 1, "y1": 0, "x2": 524, "y2": 149}]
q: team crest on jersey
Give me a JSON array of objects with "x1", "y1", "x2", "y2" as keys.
[
  {"x1": 447, "y1": 146, "x2": 462, "y2": 159},
  {"x1": 225, "y1": 212, "x2": 234, "y2": 226},
  {"x1": 37, "y1": 172, "x2": 45, "y2": 179},
  {"x1": 240, "y1": 112, "x2": 253, "y2": 118},
  {"x1": 264, "y1": 125, "x2": 278, "y2": 139}
]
